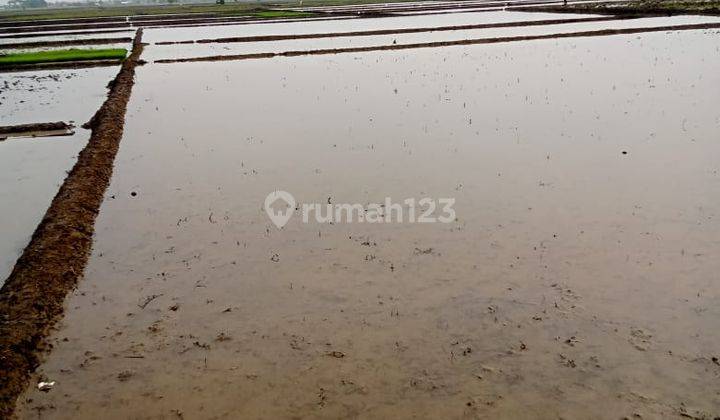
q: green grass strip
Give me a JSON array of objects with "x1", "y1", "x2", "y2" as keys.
[{"x1": 0, "y1": 48, "x2": 127, "y2": 66}]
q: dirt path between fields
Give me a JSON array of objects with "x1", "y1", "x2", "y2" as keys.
[{"x1": 0, "y1": 29, "x2": 144, "y2": 419}]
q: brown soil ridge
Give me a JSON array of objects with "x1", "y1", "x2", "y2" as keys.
[
  {"x1": 1, "y1": 37, "x2": 132, "y2": 49},
  {"x1": 0, "y1": 122, "x2": 72, "y2": 135},
  {"x1": 0, "y1": 28, "x2": 144, "y2": 419},
  {"x1": 156, "y1": 22, "x2": 720, "y2": 64},
  {"x1": 155, "y1": 16, "x2": 638, "y2": 45},
  {"x1": 0, "y1": 59, "x2": 122, "y2": 74}
]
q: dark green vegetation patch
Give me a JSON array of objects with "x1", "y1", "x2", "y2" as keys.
[{"x1": 0, "y1": 48, "x2": 127, "y2": 66}]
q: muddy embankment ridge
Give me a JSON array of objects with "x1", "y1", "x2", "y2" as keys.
[
  {"x1": 1, "y1": 37, "x2": 132, "y2": 49},
  {"x1": 0, "y1": 28, "x2": 144, "y2": 420},
  {"x1": 0, "y1": 122, "x2": 74, "y2": 141},
  {"x1": 0, "y1": 122, "x2": 72, "y2": 136},
  {"x1": 0, "y1": 59, "x2": 123, "y2": 73},
  {"x1": 155, "y1": 15, "x2": 640, "y2": 45},
  {"x1": 155, "y1": 21, "x2": 720, "y2": 64}
]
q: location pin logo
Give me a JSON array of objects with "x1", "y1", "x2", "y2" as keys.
[{"x1": 264, "y1": 190, "x2": 295, "y2": 229}]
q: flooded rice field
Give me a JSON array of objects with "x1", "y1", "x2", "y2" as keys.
[
  {"x1": 0, "y1": 30, "x2": 135, "y2": 45},
  {"x1": 2, "y1": 4, "x2": 720, "y2": 419},
  {"x1": 0, "y1": 67, "x2": 119, "y2": 281},
  {"x1": 1, "y1": 43, "x2": 130, "y2": 55},
  {"x1": 142, "y1": 11, "x2": 600, "y2": 43},
  {"x1": 291, "y1": 0, "x2": 562, "y2": 13},
  {"x1": 144, "y1": 15, "x2": 720, "y2": 61},
  {"x1": 11, "y1": 22, "x2": 720, "y2": 419}
]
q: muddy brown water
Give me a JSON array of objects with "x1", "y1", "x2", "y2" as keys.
[{"x1": 12, "y1": 27, "x2": 720, "y2": 419}]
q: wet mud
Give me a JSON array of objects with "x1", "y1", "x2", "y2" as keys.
[
  {"x1": 13, "y1": 28, "x2": 720, "y2": 418},
  {"x1": 0, "y1": 122, "x2": 74, "y2": 140},
  {"x1": 0, "y1": 29, "x2": 144, "y2": 419},
  {"x1": 0, "y1": 67, "x2": 125, "y2": 281},
  {"x1": 2, "y1": 3, "x2": 720, "y2": 419},
  {"x1": 0, "y1": 121, "x2": 72, "y2": 135},
  {"x1": 0, "y1": 60, "x2": 123, "y2": 74}
]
